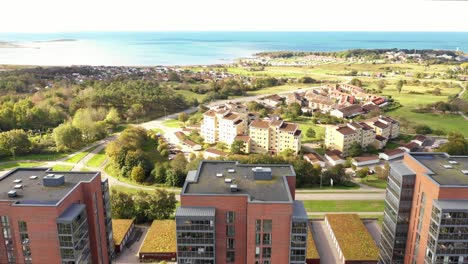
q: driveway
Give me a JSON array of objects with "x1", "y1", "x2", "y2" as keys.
[{"x1": 115, "y1": 225, "x2": 149, "y2": 264}]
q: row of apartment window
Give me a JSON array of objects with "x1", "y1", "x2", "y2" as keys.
[
  {"x1": 255, "y1": 219, "x2": 272, "y2": 263},
  {"x1": 226, "y1": 211, "x2": 235, "y2": 263}
]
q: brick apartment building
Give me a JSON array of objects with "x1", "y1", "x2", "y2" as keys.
[
  {"x1": 0, "y1": 168, "x2": 114, "y2": 264},
  {"x1": 379, "y1": 153, "x2": 468, "y2": 264},
  {"x1": 175, "y1": 160, "x2": 309, "y2": 264}
]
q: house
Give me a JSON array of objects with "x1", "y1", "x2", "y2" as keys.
[
  {"x1": 330, "y1": 104, "x2": 364, "y2": 119},
  {"x1": 304, "y1": 152, "x2": 326, "y2": 168},
  {"x1": 352, "y1": 155, "x2": 380, "y2": 167},
  {"x1": 234, "y1": 135, "x2": 251, "y2": 154},
  {"x1": 112, "y1": 219, "x2": 135, "y2": 254},
  {"x1": 183, "y1": 139, "x2": 202, "y2": 151},
  {"x1": 325, "y1": 121, "x2": 375, "y2": 156},
  {"x1": 325, "y1": 150, "x2": 345, "y2": 166},
  {"x1": 286, "y1": 92, "x2": 305, "y2": 106},
  {"x1": 305, "y1": 92, "x2": 338, "y2": 113},
  {"x1": 249, "y1": 118, "x2": 302, "y2": 154},
  {"x1": 379, "y1": 148, "x2": 405, "y2": 161},
  {"x1": 262, "y1": 94, "x2": 284, "y2": 107},
  {"x1": 399, "y1": 142, "x2": 419, "y2": 152},
  {"x1": 411, "y1": 135, "x2": 427, "y2": 146},
  {"x1": 204, "y1": 148, "x2": 229, "y2": 159}
]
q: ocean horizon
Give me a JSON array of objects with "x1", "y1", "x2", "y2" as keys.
[{"x1": 1, "y1": 31, "x2": 468, "y2": 66}]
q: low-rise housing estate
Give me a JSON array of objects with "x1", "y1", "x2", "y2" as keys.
[{"x1": 249, "y1": 118, "x2": 302, "y2": 154}]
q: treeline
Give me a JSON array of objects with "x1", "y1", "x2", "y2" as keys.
[
  {"x1": 111, "y1": 189, "x2": 177, "y2": 223},
  {"x1": 255, "y1": 49, "x2": 461, "y2": 60}
]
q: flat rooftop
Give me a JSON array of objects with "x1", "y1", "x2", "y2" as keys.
[
  {"x1": 0, "y1": 168, "x2": 99, "y2": 205},
  {"x1": 410, "y1": 153, "x2": 468, "y2": 186},
  {"x1": 182, "y1": 161, "x2": 295, "y2": 202}
]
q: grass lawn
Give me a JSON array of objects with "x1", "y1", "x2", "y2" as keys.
[
  {"x1": 174, "y1": 89, "x2": 207, "y2": 101},
  {"x1": 286, "y1": 117, "x2": 326, "y2": 143},
  {"x1": 247, "y1": 83, "x2": 312, "y2": 96},
  {"x1": 385, "y1": 142, "x2": 401, "y2": 150},
  {"x1": 65, "y1": 145, "x2": 100, "y2": 164},
  {"x1": 161, "y1": 119, "x2": 183, "y2": 128},
  {"x1": 302, "y1": 200, "x2": 385, "y2": 213},
  {"x1": 297, "y1": 182, "x2": 360, "y2": 191},
  {"x1": 151, "y1": 128, "x2": 165, "y2": 135},
  {"x1": 0, "y1": 162, "x2": 44, "y2": 171},
  {"x1": 358, "y1": 175, "x2": 388, "y2": 189},
  {"x1": 52, "y1": 164, "x2": 74, "y2": 171},
  {"x1": 383, "y1": 86, "x2": 468, "y2": 136},
  {"x1": 86, "y1": 149, "x2": 107, "y2": 168},
  {"x1": 0, "y1": 152, "x2": 69, "y2": 162}
]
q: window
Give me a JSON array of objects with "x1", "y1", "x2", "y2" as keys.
[
  {"x1": 263, "y1": 220, "x2": 272, "y2": 232},
  {"x1": 256, "y1": 220, "x2": 261, "y2": 232},
  {"x1": 255, "y1": 233, "x2": 261, "y2": 245},
  {"x1": 227, "y1": 238, "x2": 235, "y2": 249},
  {"x1": 262, "y1": 247, "x2": 271, "y2": 258},
  {"x1": 226, "y1": 211, "x2": 235, "y2": 224},
  {"x1": 226, "y1": 251, "x2": 235, "y2": 262},
  {"x1": 255, "y1": 246, "x2": 260, "y2": 258},
  {"x1": 226, "y1": 225, "x2": 235, "y2": 237},
  {"x1": 19, "y1": 221, "x2": 27, "y2": 232},
  {"x1": 262, "y1": 233, "x2": 271, "y2": 245}
]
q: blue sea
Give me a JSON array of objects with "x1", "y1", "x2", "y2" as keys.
[{"x1": 0, "y1": 31, "x2": 467, "y2": 66}]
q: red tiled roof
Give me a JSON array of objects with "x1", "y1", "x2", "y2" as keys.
[
  {"x1": 250, "y1": 120, "x2": 270, "y2": 129},
  {"x1": 383, "y1": 148, "x2": 405, "y2": 156},
  {"x1": 373, "y1": 121, "x2": 389, "y2": 129},
  {"x1": 175, "y1": 131, "x2": 186, "y2": 140},
  {"x1": 336, "y1": 126, "x2": 356, "y2": 135},
  {"x1": 205, "y1": 148, "x2": 228, "y2": 157},
  {"x1": 223, "y1": 112, "x2": 239, "y2": 121},
  {"x1": 279, "y1": 122, "x2": 298, "y2": 132},
  {"x1": 304, "y1": 153, "x2": 324, "y2": 162},
  {"x1": 375, "y1": 135, "x2": 387, "y2": 141},
  {"x1": 353, "y1": 155, "x2": 379, "y2": 162},
  {"x1": 204, "y1": 110, "x2": 216, "y2": 117},
  {"x1": 325, "y1": 150, "x2": 343, "y2": 160},
  {"x1": 234, "y1": 135, "x2": 251, "y2": 142}
]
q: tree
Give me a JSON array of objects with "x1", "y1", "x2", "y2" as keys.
[
  {"x1": 0, "y1": 129, "x2": 32, "y2": 158},
  {"x1": 348, "y1": 142, "x2": 363, "y2": 157},
  {"x1": 306, "y1": 128, "x2": 316, "y2": 138},
  {"x1": 151, "y1": 164, "x2": 167, "y2": 184},
  {"x1": 131, "y1": 165, "x2": 146, "y2": 183},
  {"x1": 53, "y1": 123, "x2": 83, "y2": 151},
  {"x1": 414, "y1": 124, "x2": 432, "y2": 135},
  {"x1": 356, "y1": 167, "x2": 369, "y2": 179},
  {"x1": 110, "y1": 189, "x2": 136, "y2": 219},
  {"x1": 170, "y1": 153, "x2": 188, "y2": 174},
  {"x1": 350, "y1": 78, "x2": 362, "y2": 87},
  {"x1": 230, "y1": 140, "x2": 245, "y2": 154},
  {"x1": 178, "y1": 112, "x2": 188, "y2": 123},
  {"x1": 105, "y1": 108, "x2": 121, "y2": 129},
  {"x1": 298, "y1": 76, "x2": 316, "y2": 84},
  {"x1": 396, "y1": 80, "x2": 404, "y2": 93},
  {"x1": 72, "y1": 108, "x2": 107, "y2": 142},
  {"x1": 376, "y1": 80, "x2": 386, "y2": 90},
  {"x1": 439, "y1": 132, "x2": 468, "y2": 155},
  {"x1": 285, "y1": 102, "x2": 302, "y2": 119},
  {"x1": 279, "y1": 148, "x2": 295, "y2": 158}
]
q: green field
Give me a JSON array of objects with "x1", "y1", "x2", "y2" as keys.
[
  {"x1": 86, "y1": 149, "x2": 107, "y2": 168},
  {"x1": 0, "y1": 152, "x2": 69, "y2": 163},
  {"x1": 174, "y1": 89, "x2": 207, "y2": 101},
  {"x1": 65, "y1": 145, "x2": 100, "y2": 163},
  {"x1": 383, "y1": 85, "x2": 468, "y2": 136},
  {"x1": 302, "y1": 200, "x2": 385, "y2": 212},
  {"x1": 358, "y1": 175, "x2": 388, "y2": 189},
  {"x1": 0, "y1": 162, "x2": 44, "y2": 171},
  {"x1": 286, "y1": 117, "x2": 326, "y2": 143},
  {"x1": 151, "y1": 128, "x2": 165, "y2": 135},
  {"x1": 52, "y1": 164, "x2": 74, "y2": 171},
  {"x1": 161, "y1": 119, "x2": 183, "y2": 128}
]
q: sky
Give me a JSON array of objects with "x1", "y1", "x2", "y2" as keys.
[{"x1": 1, "y1": 0, "x2": 468, "y2": 32}]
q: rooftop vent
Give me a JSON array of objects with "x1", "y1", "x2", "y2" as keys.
[
  {"x1": 230, "y1": 184, "x2": 238, "y2": 192},
  {"x1": 13, "y1": 184, "x2": 23, "y2": 189},
  {"x1": 43, "y1": 174, "x2": 65, "y2": 187},
  {"x1": 228, "y1": 169, "x2": 236, "y2": 173},
  {"x1": 13, "y1": 179, "x2": 22, "y2": 183},
  {"x1": 7, "y1": 190, "x2": 17, "y2": 197},
  {"x1": 449, "y1": 160, "x2": 458, "y2": 165},
  {"x1": 443, "y1": 165, "x2": 453, "y2": 169},
  {"x1": 225, "y1": 178, "x2": 232, "y2": 183},
  {"x1": 29, "y1": 176, "x2": 38, "y2": 180},
  {"x1": 462, "y1": 170, "x2": 468, "y2": 175},
  {"x1": 216, "y1": 173, "x2": 223, "y2": 178},
  {"x1": 252, "y1": 167, "x2": 272, "y2": 180}
]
